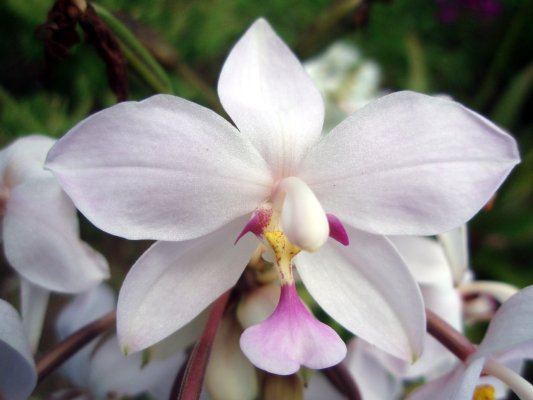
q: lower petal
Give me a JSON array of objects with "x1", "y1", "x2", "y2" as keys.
[
  {"x1": 240, "y1": 283, "x2": 347, "y2": 375},
  {"x1": 3, "y1": 178, "x2": 109, "y2": 293},
  {"x1": 117, "y1": 216, "x2": 257, "y2": 353},
  {"x1": 296, "y1": 226, "x2": 425, "y2": 362}
]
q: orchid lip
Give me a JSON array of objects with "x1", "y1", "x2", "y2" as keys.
[{"x1": 239, "y1": 282, "x2": 347, "y2": 375}]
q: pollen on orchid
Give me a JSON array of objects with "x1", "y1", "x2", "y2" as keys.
[{"x1": 473, "y1": 384, "x2": 495, "y2": 400}]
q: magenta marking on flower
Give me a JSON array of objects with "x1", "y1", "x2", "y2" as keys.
[
  {"x1": 234, "y1": 207, "x2": 273, "y2": 244},
  {"x1": 240, "y1": 283, "x2": 347, "y2": 375},
  {"x1": 327, "y1": 214, "x2": 349, "y2": 246}
]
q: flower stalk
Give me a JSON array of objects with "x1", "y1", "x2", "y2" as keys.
[
  {"x1": 171, "y1": 290, "x2": 232, "y2": 400},
  {"x1": 425, "y1": 308, "x2": 476, "y2": 362},
  {"x1": 36, "y1": 310, "x2": 116, "y2": 383},
  {"x1": 483, "y1": 359, "x2": 533, "y2": 400}
]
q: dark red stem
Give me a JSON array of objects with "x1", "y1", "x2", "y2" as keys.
[
  {"x1": 37, "y1": 310, "x2": 116, "y2": 382},
  {"x1": 170, "y1": 290, "x2": 231, "y2": 400},
  {"x1": 426, "y1": 308, "x2": 476, "y2": 362}
]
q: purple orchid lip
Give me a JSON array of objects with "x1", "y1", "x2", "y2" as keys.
[
  {"x1": 240, "y1": 283, "x2": 347, "y2": 375},
  {"x1": 327, "y1": 214, "x2": 350, "y2": 246}
]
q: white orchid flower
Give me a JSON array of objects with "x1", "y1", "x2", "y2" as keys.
[
  {"x1": 0, "y1": 298, "x2": 36, "y2": 400},
  {"x1": 410, "y1": 286, "x2": 533, "y2": 400},
  {"x1": 0, "y1": 135, "x2": 110, "y2": 350},
  {"x1": 46, "y1": 19, "x2": 519, "y2": 375}
]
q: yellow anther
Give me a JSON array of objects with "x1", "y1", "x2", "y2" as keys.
[
  {"x1": 264, "y1": 230, "x2": 301, "y2": 285},
  {"x1": 473, "y1": 384, "x2": 495, "y2": 400}
]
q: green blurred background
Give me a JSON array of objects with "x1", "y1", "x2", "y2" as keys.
[{"x1": 0, "y1": 0, "x2": 532, "y2": 396}]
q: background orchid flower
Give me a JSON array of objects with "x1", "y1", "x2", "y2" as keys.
[
  {"x1": 437, "y1": 225, "x2": 519, "y2": 323},
  {"x1": 410, "y1": 286, "x2": 533, "y2": 400},
  {"x1": 304, "y1": 41, "x2": 382, "y2": 131},
  {"x1": 56, "y1": 284, "x2": 186, "y2": 399},
  {"x1": 0, "y1": 298, "x2": 36, "y2": 400},
  {"x1": 0, "y1": 135, "x2": 110, "y2": 350},
  {"x1": 46, "y1": 18, "x2": 519, "y2": 375}
]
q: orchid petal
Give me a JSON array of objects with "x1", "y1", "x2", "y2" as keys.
[
  {"x1": 475, "y1": 286, "x2": 533, "y2": 360},
  {"x1": 46, "y1": 95, "x2": 272, "y2": 241},
  {"x1": 388, "y1": 236, "x2": 453, "y2": 287},
  {"x1": 240, "y1": 283, "x2": 346, "y2": 375},
  {"x1": 218, "y1": 18, "x2": 324, "y2": 178},
  {"x1": 3, "y1": 178, "x2": 109, "y2": 292},
  {"x1": 56, "y1": 284, "x2": 116, "y2": 387},
  {"x1": 346, "y1": 339, "x2": 403, "y2": 400},
  {"x1": 0, "y1": 135, "x2": 55, "y2": 187},
  {"x1": 305, "y1": 372, "x2": 346, "y2": 400},
  {"x1": 409, "y1": 357, "x2": 485, "y2": 400},
  {"x1": 88, "y1": 336, "x2": 185, "y2": 399},
  {"x1": 437, "y1": 225, "x2": 469, "y2": 284},
  {"x1": 300, "y1": 91, "x2": 520, "y2": 235},
  {"x1": 373, "y1": 284, "x2": 462, "y2": 379},
  {"x1": 0, "y1": 299, "x2": 37, "y2": 400},
  {"x1": 20, "y1": 278, "x2": 50, "y2": 353},
  {"x1": 296, "y1": 226, "x2": 425, "y2": 362},
  {"x1": 117, "y1": 216, "x2": 257, "y2": 353}
]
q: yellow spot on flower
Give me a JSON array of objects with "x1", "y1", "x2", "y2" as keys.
[
  {"x1": 473, "y1": 384, "x2": 495, "y2": 400},
  {"x1": 264, "y1": 230, "x2": 301, "y2": 285}
]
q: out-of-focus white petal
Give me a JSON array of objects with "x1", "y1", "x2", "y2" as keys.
[
  {"x1": 218, "y1": 18, "x2": 324, "y2": 178},
  {"x1": 300, "y1": 91, "x2": 520, "y2": 236},
  {"x1": 346, "y1": 339, "x2": 402, "y2": 400},
  {"x1": 205, "y1": 316, "x2": 258, "y2": 400},
  {"x1": 88, "y1": 336, "x2": 185, "y2": 399},
  {"x1": 0, "y1": 299, "x2": 37, "y2": 400},
  {"x1": 409, "y1": 357, "x2": 485, "y2": 400},
  {"x1": 373, "y1": 285, "x2": 462, "y2": 380},
  {"x1": 437, "y1": 225, "x2": 469, "y2": 284},
  {"x1": 20, "y1": 278, "x2": 50, "y2": 352},
  {"x1": 475, "y1": 286, "x2": 533, "y2": 360},
  {"x1": 0, "y1": 135, "x2": 55, "y2": 188},
  {"x1": 57, "y1": 284, "x2": 116, "y2": 338},
  {"x1": 305, "y1": 372, "x2": 346, "y2": 400},
  {"x1": 46, "y1": 95, "x2": 272, "y2": 241},
  {"x1": 56, "y1": 284, "x2": 116, "y2": 387},
  {"x1": 3, "y1": 177, "x2": 109, "y2": 293},
  {"x1": 459, "y1": 281, "x2": 519, "y2": 304},
  {"x1": 389, "y1": 236, "x2": 452, "y2": 286},
  {"x1": 148, "y1": 309, "x2": 208, "y2": 361},
  {"x1": 296, "y1": 226, "x2": 425, "y2": 362},
  {"x1": 117, "y1": 216, "x2": 257, "y2": 353}
]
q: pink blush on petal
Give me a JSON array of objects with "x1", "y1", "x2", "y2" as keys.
[
  {"x1": 327, "y1": 214, "x2": 350, "y2": 246},
  {"x1": 240, "y1": 283, "x2": 347, "y2": 375}
]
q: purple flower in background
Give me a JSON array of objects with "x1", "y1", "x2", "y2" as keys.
[{"x1": 436, "y1": 0, "x2": 502, "y2": 23}]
